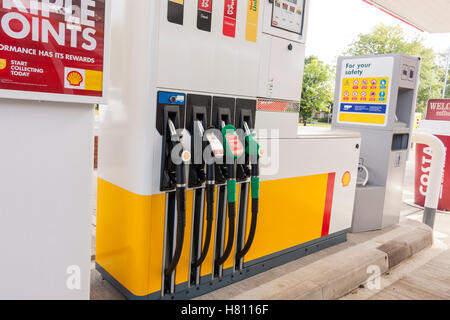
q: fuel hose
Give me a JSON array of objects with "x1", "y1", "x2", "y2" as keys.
[
  {"x1": 193, "y1": 164, "x2": 215, "y2": 268},
  {"x1": 236, "y1": 134, "x2": 261, "y2": 261},
  {"x1": 215, "y1": 125, "x2": 243, "y2": 268},
  {"x1": 165, "y1": 121, "x2": 189, "y2": 277}
]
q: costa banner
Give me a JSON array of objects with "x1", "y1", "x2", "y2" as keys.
[
  {"x1": 415, "y1": 136, "x2": 450, "y2": 212},
  {"x1": 0, "y1": 0, "x2": 107, "y2": 103},
  {"x1": 414, "y1": 100, "x2": 450, "y2": 211}
]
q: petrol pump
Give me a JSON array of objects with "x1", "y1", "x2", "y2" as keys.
[
  {"x1": 186, "y1": 94, "x2": 217, "y2": 286},
  {"x1": 332, "y1": 54, "x2": 421, "y2": 232},
  {"x1": 96, "y1": 0, "x2": 361, "y2": 300}
]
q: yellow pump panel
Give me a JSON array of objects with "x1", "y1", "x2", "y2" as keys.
[
  {"x1": 96, "y1": 178, "x2": 165, "y2": 297},
  {"x1": 244, "y1": 174, "x2": 329, "y2": 263},
  {"x1": 175, "y1": 190, "x2": 194, "y2": 287},
  {"x1": 200, "y1": 189, "x2": 219, "y2": 278},
  {"x1": 96, "y1": 173, "x2": 339, "y2": 298}
]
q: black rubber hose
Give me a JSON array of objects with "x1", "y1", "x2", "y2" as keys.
[
  {"x1": 215, "y1": 201, "x2": 236, "y2": 267},
  {"x1": 165, "y1": 162, "x2": 186, "y2": 276},
  {"x1": 236, "y1": 198, "x2": 258, "y2": 261},
  {"x1": 193, "y1": 183, "x2": 215, "y2": 268},
  {"x1": 236, "y1": 162, "x2": 259, "y2": 261}
]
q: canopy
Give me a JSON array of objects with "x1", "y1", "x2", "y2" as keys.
[{"x1": 363, "y1": 0, "x2": 450, "y2": 33}]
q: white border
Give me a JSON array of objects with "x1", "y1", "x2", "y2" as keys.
[{"x1": 0, "y1": 0, "x2": 111, "y2": 105}]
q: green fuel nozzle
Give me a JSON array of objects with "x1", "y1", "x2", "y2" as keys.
[
  {"x1": 215, "y1": 125, "x2": 244, "y2": 268},
  {"x1": 222, "y1": 124, "x2": 244, "y2": 161},
  {"x1": 235, "y1": 129, "x2": 262, "y2": 262},
  {"x1": 245, "y1": 133, "x2": 261, "y2": 200},
  {"x1": 221, "y1": 124, "x2": 244, "y2": 203}
]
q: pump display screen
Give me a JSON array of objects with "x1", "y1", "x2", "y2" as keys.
[{"x1": 271, "y1": 0, "x2": 305, "y2": 35}]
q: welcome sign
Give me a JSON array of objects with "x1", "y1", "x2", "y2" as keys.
[{"x1": 426, "y1": 99, "x2": 450, "y2": 121}]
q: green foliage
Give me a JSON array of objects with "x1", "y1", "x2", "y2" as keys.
[
  {"x1": 300, "y1": 56, "x2": 334, "y2": 123},
  {"x1": 444, "y1": 57, "x2": 450, "y2": 98},
  {"x1": 345, "y1": 24, "x2": 445, "y2": 115}
]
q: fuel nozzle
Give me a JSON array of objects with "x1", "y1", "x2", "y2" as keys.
[
  {"x1": 237, "y1": 121, "x2": 253, "y2": 181},
  {"x1": 189, "y1": 120, "x2": 207, "y2": 187},
  {"x1": 236, "y1": 128, "x2": 262, "y2": 262},
  {"x1": 161, "y1": 118, "x2": 183, "y2": 189},
  {"x1": 168, "y1": 118, "x2": 179, "y2": 142},
  {"x1": 246, "y1": 132, "x2": 261, "y2": 198},
  {"x1": 243, "y1": 121, "x2": 251, "y2": 136},
  {"x1": 215, "y1": 120, "x2": 230, "y2": 184},
  {"x1": 165, "y1": 118, "x2": 190, "y2": 277},
  {"x1": 215, "y1": 124, "x2": 244, "y2": 268},
  {"x1": 192, "y1": 129, "x2": 224, "y2": 269}
]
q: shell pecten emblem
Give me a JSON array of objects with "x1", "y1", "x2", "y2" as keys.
[
  {"x1": 0, "y1": 59, "x2": 6, "y2": 71},
  {"x1": 181, "y1": 150, "x2": 191, "y2": 163},
  {"x1": 64, "y1": 67, "x2": 103, "y2": 91},
  {"x1": 67, "y1": 71, "x2": 84, "y2": 87},
  {"x1": 342, "y1": 171, "x2": 351, "y2": 187}
]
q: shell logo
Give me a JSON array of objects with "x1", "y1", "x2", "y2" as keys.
[
  {"x1": 181, "y1": 150, "x2": 191, "y2": 163},
  {"x1": 258, "y1": 147, "x2": 265, "y2": 158},
  {"x1": 342, "y1": 171, "x2": 351, "y2": 187},
  {"x1": 0, "y1": 59, "x2": 6, "y2": 71},
  {"x1": 67, "y1": 71, "x2": 84, "y2": 86}
]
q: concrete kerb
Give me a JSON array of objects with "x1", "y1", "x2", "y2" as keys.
[{"x1": 230, "y1": 220, "x2": 433, "y2": 300}]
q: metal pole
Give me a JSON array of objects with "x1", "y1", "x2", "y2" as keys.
[
  {"x1": 429, "y1": 69, "x2": 434, "y2": 100},
  {"x1": 443, "y1": 48, "x2": 450, "y2": 99},
  {"x1": 412, "y1": 132, "x2": 446, "y2": 229}
]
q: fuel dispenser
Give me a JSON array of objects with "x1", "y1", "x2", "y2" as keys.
[
  {"x1": 97, "y1": 0, "x2": 361, "y2": 300},
  {"x1": 234, "y1": 100, "x2": 259, "y2": 271},
  {"x1": 157, "y1": 92, "x2": 191, "y2": 294},
  {"x1": 210, "y1": 98, "x2": 235, "y2": 279},
  {"x1": 332, "y1": 54, "x2": 421, "y2": 232},
  {"x1": 186, "y1": 94, "x2": 222, "y2": 286}
]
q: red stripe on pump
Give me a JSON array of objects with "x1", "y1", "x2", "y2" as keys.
[{"x1": 321, "y1": 173, "x2": 336, "y2": 237}]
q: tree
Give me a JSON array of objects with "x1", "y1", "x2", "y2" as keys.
[
  {"x1": 300, "y1": 56, "x2": 334, "y2": 125},
  {"x1": 443, "y1": 51, "x2": 450, "y2": 98},
  {"x1": 345, "y1": 24, "x2": 445, "y2": 115}
]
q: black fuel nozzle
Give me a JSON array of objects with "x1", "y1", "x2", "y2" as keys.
[
  {"x1": 162, "y1": 118, "x2": 182, "y2": 189},
  {"x1": 236, "y1": 121, "x2": 253, "y2": 182},
  {"x1": 192, "y1": 128, "x2": 224, "y2": 269},
  {"x1": 168, "y1": 118, "x2": 179, "y2": 142},
  {"x1": 189, "y1": 120, "x2": 207, "y2": 188},
  {"x1": 212, "y1": 121, "x2": 228, "y2": 184},
  {"x1": 165, "y1": 118, "x2": 190, "y2": 277}
]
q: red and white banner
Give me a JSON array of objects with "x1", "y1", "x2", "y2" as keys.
[
  {"x1": 426, "y1": 99, "x2": 450, "y2": 121},
  {"x1": 415, "y1": 136, "x2": 450, "y2": 212},
  {"x1": 0, "y1": 0, "x2": 106, "y2": 102},
  {"x1": 257, "y1": 99, "x2": 300, "y2": 113}
]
